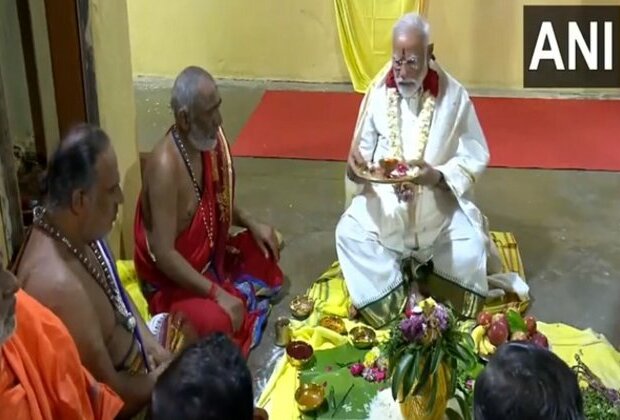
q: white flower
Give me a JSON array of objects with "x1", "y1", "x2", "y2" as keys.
[{"x1": 385, "y1": 88, "x2": 436, "y2": 169}]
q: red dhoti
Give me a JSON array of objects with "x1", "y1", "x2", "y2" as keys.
[{"x1": 134, "y1": 129, "x2": 283, "y2": 356}]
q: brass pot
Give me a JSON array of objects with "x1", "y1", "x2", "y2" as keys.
[{"x1": 399, "y1": 362, "x2": 451, "y2": 420}]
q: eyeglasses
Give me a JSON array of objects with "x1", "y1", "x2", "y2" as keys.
[{"x1": 392, "y1": 55, "x2": 424, "y2": 70}]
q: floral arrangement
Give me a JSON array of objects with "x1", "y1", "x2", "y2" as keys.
[
  {"x1": 384, "y1": 298, "x2": 477, "y2": 412},
  {"x1": 349, "y1": 347, "x2": 389, "y2": 383}
]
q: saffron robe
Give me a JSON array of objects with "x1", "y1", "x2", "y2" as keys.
[{"x1": 0, "y1": 290, "x2": 123, "y2": 420}]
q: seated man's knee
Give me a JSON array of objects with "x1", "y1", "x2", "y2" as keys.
[
  {"x1": 151, "y1": 333, "x2": 255, "y2": 420},
  {"x1": 474, "y1": 341, "x2": 583, "y2": 420},
  {"x1": 335, "y1": 216, "x2": 356, "y2": 247}
]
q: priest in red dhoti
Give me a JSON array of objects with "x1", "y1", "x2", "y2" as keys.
[{"x1": 134, "y1": 66, "x2": 283, "y2": 357}]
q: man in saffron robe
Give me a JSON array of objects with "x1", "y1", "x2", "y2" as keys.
[
  {"x1": 0, "y1": 251, "x2": 123, "y2": 419},
  {"x1": 134, "y1": 66, "x2": 283, "y2": 356}
]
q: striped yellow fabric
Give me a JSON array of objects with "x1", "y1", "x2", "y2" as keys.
[{"x1": 490, "y1": 231, "x2": 526, "y2": 279}]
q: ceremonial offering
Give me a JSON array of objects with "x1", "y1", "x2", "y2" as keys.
[
  {"x1": 385, "y1": 298, "x2": 477, "y2": 419},
  {"x1": 318, "y1": 315, "x2": 347, "y2": 335},
  {"x1": 472, "y1": 310, "x2": 548, "y2": 359},
  {"x1": 289, "y1": 295, "x2": 314, "y2": 319},
  {"x1": 349, "y1": 347, "x2": 389, "y2": 383},
  {"x1": 274, "y1": 317, "x2": 291, "y2": 347},
  {"x1": 295, "y1": 382, "x2": 326, "y2": 413},
  {"x1": 354, "y1": 159, "x2": 419, "y2": 184},
  {"x1": 350, "y1": 326, "x2": 377, "y2": 349},
  {"x1": 286, "y1": 341, "x2": 314, "y2": 369}
]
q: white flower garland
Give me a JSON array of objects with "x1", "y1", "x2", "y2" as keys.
[{"x1": 386, "y1": 87, "x2": 436, "y2": 177}]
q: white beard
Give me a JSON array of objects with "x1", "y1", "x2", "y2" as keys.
[
  {"x1": 396, "y1": 66, "x2": 429, "y2": 98},
  {"x1": 397, "y1": 82, "x2": 420, "y2": 98}
]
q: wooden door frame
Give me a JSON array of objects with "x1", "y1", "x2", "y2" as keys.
[
  {"x1": 0, "y1": 63, "x2": 25, "y2": 260},
  {"x1": 76, "y1": 0, "x2": 99, "y2": 126}
]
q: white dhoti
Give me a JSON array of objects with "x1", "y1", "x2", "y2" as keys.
[{"x1": 337, "y1": 205, "x2": 487, "y2": 325}]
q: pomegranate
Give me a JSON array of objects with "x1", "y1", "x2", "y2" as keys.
[
  {"x1": 530, "y1": 332, "x2": 549, "y2": 349},
  {"x1": 511, "y1": 331, "x2": 528, "y2": 341},
  {"x1": 487, "y1": 322, "x2": 509, "y2": 346},
  {"x1": 524, "y1": 316, "x2": 537, "y2": 335},
  {"x1": 492, "y1": 313, "x2": 508, "y2": 327},
  {"x1": 477, "y1": 311, "x2": 492, "y2": 327}
]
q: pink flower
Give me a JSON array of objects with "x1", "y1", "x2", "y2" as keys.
[
  {"x1": 350, "y1": 363, "x2": 364, "y2": 376},
  {"x1": 375, "y1": 369, "x2": 387, "y2": 382},
  {"x1": 362, "y1": 368, "x2": 376, "y2": 382},
  {"x1": 395, "y1": 163, "x2": 409, "y2": 176}
]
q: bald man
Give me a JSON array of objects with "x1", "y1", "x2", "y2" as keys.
[
  {"x1": 338, "y1": 13, "x2": 527, "y2": 328},
  {"x1": 134, "y1": 66, "x2": 283, "y2": 357}
]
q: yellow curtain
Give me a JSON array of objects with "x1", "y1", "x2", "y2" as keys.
[{"x1": 334, "y1": 0, "x2": 428, "y2": 93}]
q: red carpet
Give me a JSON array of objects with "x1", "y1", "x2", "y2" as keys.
[{"x1": 231, "y1": 91, "x2": 620, "y2": 171}]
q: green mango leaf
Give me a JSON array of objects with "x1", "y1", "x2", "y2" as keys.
[
  {"x1": 448, "y1": 359, "x2": 458, "y2": 396},
  {"x1": 389, "y1": 347, "x2": 406, "y2": 375},
  {"x1": 468, "y1": 361, "x2": 485, "y2": 379},
  {"x1": 452, "y1": 343, "x2": 473, "y2": 367},
  {"x1": 391, "y1": 353, "x2": 415, "y2": 401},
  {"x1": 427, "y1": 370, "x2": 439, "y2": 413},
  {"x1": 430, "y1": 346, "x2": 444, "y2": 376},
  {"x1": 456, "y1": 394, "x2": 472, "y2": 420},
  {"x1": 506, "y1": 309, "x2": 527, "y2": 333},
  {"x1": 462, "y1": 333, "x2": 476, "y2": 350},
  {"x1": 402, "y1": 351, "x2": 420, "y2": 400},
  {"x1": 446, "y1": 408, "x2": 464, "y2": 420},
  {"x1": 411, "y1": 352, "x2": 433, "y2": 396}
]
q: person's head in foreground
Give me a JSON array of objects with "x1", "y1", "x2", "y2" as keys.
[
  {"x1": 0, "y1": 254, "x2": 18, "y2": 347},
  {"x1": 474, "y1": 341, "x2": 584, "y2": 420},
  {"x1": 391, "y1": 13, "x2": 434, "y2": 98},
  {"x1": 44, "y1": 123, "x2": 123, "y2": 243},
  {"x1": 151, "y1": 332, "x2": 266, "y2": 420},
  {"x1": 171, "y1": 66, "x2": 223, "y2": 152}
]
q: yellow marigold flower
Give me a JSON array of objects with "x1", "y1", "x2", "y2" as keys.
[
  {"x1": 420, "y1": 297, "x2": 437, "y2": 316},
  {"x1": 363, "y1": 347, "x2": 381, "y2": 368}
]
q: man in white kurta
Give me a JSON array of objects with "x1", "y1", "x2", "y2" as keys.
[{"x1": 336, "y1": 14, "x2": 524, "y2": 328}]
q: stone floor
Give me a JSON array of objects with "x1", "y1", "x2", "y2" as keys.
[{"x1": 134, "y1": 77, "x2": 620, "y2": 397}]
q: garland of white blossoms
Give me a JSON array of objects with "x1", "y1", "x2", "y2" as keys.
[{"x1": 386, "y1": 87, "x2": 436, "y2": 177}]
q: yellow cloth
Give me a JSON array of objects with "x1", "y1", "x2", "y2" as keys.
[
  {"x1": 485, "y1": 231, "x2": 530, "y2": 315},
  {"x1": 490, "y1": 231, "x2": 525, "y2": 279},
  {"x1": 258, "y1": 264, "x2": 391, "y2": 418},
  {"x1": 307, "y1": 261, "x2": 350, "y2": 319},
  {"x1": 116, "y1": 260, "x2": 151, "y2": 322},
  {"x1": 334, "y1": 0, "x2": 428, "y2": 93},
  {"x1": 258, "y1": 230, "x2": 620, "y2": 417},
  {"x1": 538, "y1": 322, "x2": 620, "y2": 389}
]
